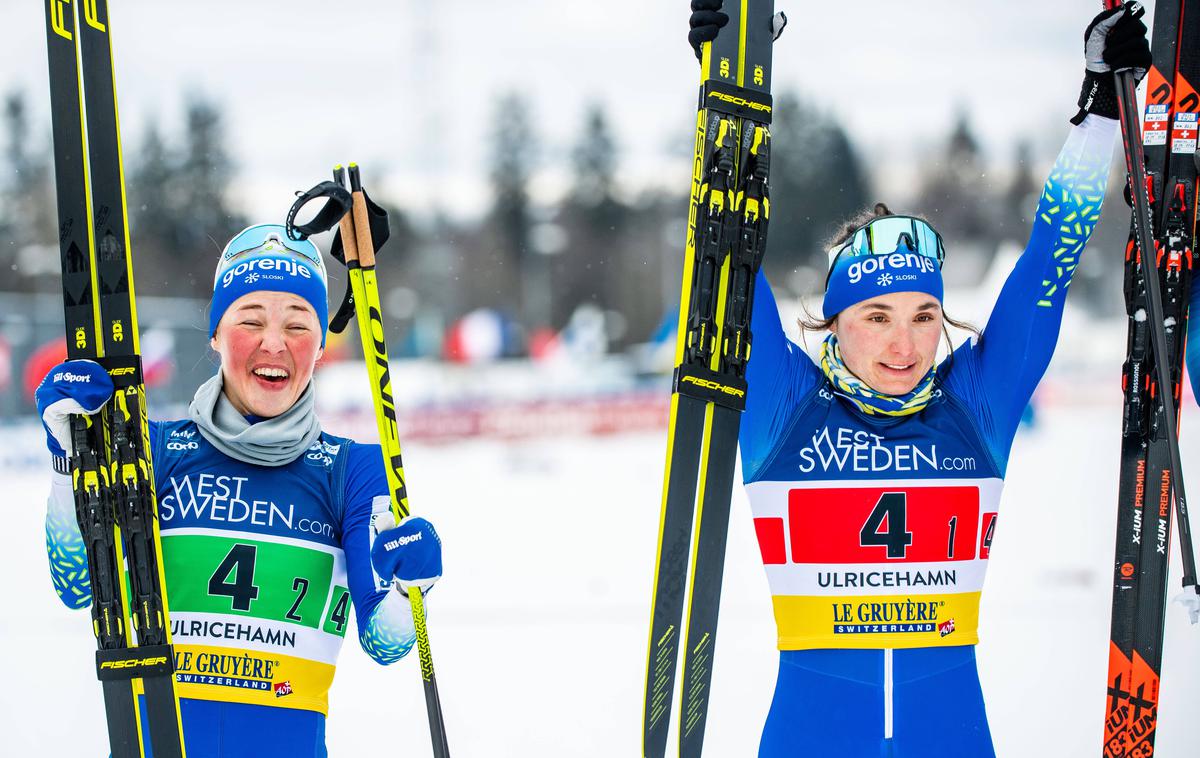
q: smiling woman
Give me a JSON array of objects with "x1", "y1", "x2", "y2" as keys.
[
  {"x1": 800, "y1": 205, "x2": 981, "y2": 401},
  {"x1": 35, "y1": 223, "x2": 445, "y2": 757},
  {"x1": 683, "y1": 1, "x2": 1155, "y2": 756},
  {"x1": 213, "y1": 291, "x2": 325, "y2": 419}
]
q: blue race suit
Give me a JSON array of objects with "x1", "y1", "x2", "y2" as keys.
[
  {"x1": 45, "y1": 419, "x2": 416, "y2": 757},
  {"x1": 740, "y1": 115, "x2": 1117, "y2": 757}
]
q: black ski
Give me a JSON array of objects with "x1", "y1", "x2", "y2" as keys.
[
  {"x1": 45, "y1": 1, "x2": 185, "y2": 756},
  {"x1": 643, "y1": 3, "x2": 779, "y2": 756},
  {"x1": 1103, "y1": 1, "x2": 1200, "y2": 756}
]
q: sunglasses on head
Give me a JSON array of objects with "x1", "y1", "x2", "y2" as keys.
[{"x1": 826, "y1": 215, "x2": 946, "y2": 281}]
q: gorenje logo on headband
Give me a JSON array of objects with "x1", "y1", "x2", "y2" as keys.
[
  {"x1": 846, "y1": 252, "x2": 937, "y2": 285},
  {"x1": 221, "y1": 257, "x2": 313, "y2": 288}
]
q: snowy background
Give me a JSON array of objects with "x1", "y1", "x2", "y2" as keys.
[{"x1": 3, "y1": 399, "x2": 1200, "y2": 756}]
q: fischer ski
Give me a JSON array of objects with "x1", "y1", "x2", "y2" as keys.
[
  {"x1": 1103, "y1": 1, "x2": 1200, "y2": 756},
  {"x1": 44, "y1": 1, "x2": 185, "y2": 756},
  {"x1": 643, "y1": 3, "x2": 782, "y2": 756}
]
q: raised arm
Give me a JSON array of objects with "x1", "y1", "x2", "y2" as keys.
[
  {"x1": 741, "y1": 271, "x2": 821, "y2": 481},
  {"x1": 962, "y1": 114, "x2": 1118, "y2": 444}
]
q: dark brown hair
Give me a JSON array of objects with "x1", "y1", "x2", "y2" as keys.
[{"x1": 798, "y1": 202, "x2": 981, "y2": 352}]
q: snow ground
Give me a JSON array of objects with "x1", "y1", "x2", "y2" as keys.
[{"x1": 1, "y1": 401, "x2": 1198, "y2": 756}]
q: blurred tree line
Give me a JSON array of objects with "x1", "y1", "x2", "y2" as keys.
[
  {"x1": 1, "y1": 90, "x2": 245, "y2": 301},
  {"x1": 0, "y1": 86, "x2": 1130, "y2": 359}
]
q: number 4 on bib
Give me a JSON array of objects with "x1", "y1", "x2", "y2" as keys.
[{"x1": 858, "y1": 493, "x2": 913, "y2": 559}]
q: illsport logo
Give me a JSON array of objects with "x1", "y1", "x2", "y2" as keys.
[
  {"x1": 846, "y1": 252, "x2": 936, "y2": 285},
  {"x1": 384, "y1": 532, "x2": 421, "y2": 551},
  {"x1": 52, "y1": 371, "x2": 92, "y2": 384},
  {"x1": 220, "y1": 257, "x2": 313, "y2": 288}
]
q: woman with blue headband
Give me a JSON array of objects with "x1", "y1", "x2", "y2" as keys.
[
  {"x1": 689, "y1": 2, "x2": 1153, "y2": 755},
  {"x1": 34, "y1": 224, "x2": 442, "y2": 756}
]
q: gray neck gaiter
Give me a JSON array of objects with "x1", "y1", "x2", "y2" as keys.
[{"x1": 188, "y1": 372, "x2": 322, "y2": 467}]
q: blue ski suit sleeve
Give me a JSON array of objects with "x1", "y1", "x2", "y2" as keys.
[
  {"x1": 45, "y1": 470, "x2": 89, "y2": 609},
  {"x1": 942, "y1": 114, "x2": 1117, "y2": 471},
  {"x1": 340, "y1": 443, "x2": 416, "y2": 664},
  {"x1": 740, "y1": 272, "x2": 823, "y2": 479}
]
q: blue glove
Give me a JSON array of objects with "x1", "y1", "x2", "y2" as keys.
[
  {"x1": 35, "y1": 359, "x2": 114, "y2": 458},
  {"x1": 371, "y1": 514, "x2": 443, "y2": 595}
]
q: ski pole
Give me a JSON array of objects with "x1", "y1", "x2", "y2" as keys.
[
  {"x1": 334, "y1": 164, "x2": 451, "y2": 757},
  {"x1": 1105, "y1": 0, "x2": 1199, "y2": 603}
]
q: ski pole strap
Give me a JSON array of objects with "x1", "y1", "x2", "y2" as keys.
[
  {"x1": 329, "y1": 172, "x2": 392, "y2": 333},
  {"x1": 285, "y1": 181, "x2": 352, "y2": 241},
  {"x1": 329, "y1": 185, "x2": 390, "y2": 266},
  {"x1": 289, "y1": 173, "x2": 393, "y2": 334}
]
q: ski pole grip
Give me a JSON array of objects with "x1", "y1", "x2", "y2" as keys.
[
  {"x1": 348, "y1": 164, "x2": 377, "y2": 268},
  {"x1": 334, "y1": 165, "x2": 360, "y2": 266}
]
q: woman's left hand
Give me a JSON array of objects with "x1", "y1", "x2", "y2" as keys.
[
  {"x1": 371, "y1": 515, "x2": 443, "y2": 595},
  {"x1": 1084, "y1": 2, "x2": 1151, "y2": 80},
  {"x1": 1073, "y1": 2, "x2": 1152, "y2": 124}
]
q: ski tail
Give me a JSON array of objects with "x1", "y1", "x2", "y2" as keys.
[{"x1": 644, "y1": 395, "x2": 706, "y2": 758}]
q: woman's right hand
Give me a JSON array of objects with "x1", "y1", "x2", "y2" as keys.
[
  {"x1": 1072, "y1": 2, "x2": 1152, "y2": 124},
  {"x1": 689, "y1": 0, "x2": 729, "y2": 60},
  {"x1": 34, "y1": 359, "x2": 114, "y2": 459},
  {"x1": 371, "y1": 513, "x2": 443, "y2": 596}
]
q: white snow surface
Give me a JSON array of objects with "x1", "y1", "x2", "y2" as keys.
[{"x1": 2, "y1": 401, "x2": 1199, "y2": 756}]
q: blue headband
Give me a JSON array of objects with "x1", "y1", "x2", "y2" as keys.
[
  {"x1": 822, "y1": 249, "x2": 944, "y2": 318},
  {"x1": 210, "y1": 225, "x2": 329, "y2": 345}
]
